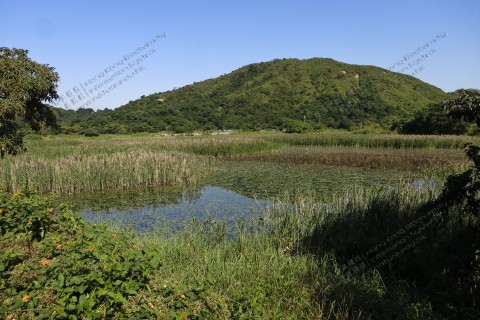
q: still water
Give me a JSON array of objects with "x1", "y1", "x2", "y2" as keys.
[
  {"x1": 80, "y1": 185, "x2": 269, "y2": 231},
  {"x1": 69, "y1": 161, "x2": 423, "y2": 230}
]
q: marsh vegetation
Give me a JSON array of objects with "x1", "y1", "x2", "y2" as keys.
[{"x1": 1, "y1": 132, "x2": 479, "y2": 319}]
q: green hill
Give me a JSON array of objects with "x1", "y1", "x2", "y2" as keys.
[{"x1": 55, "y1": 58, "x2": 450, "y2": 134}]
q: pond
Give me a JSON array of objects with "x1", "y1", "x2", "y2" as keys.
[
  {"x1": 80, "y1": 185, "x2": 269, "y2": 231},
  {"x1": 65, "y1": 159, "x2": 427, "y2": 231}
]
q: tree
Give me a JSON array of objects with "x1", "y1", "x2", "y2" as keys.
[
  {"x1": 429, "y1": 89, "x2": 480, "y2": 313},
  {"x1": 444, "y1": 89, "x2": 480, "y2": 126},
  {"x1": 435, "y1": 90, "x2": 480, "y2": 215},
  {"x1": 0, "y1": 47, "x2": 59, "y2": 157},
  {"x1": 398, "y1": 103, "x2": 469, "y2": 135}
]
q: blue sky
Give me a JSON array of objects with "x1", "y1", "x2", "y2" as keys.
[{"x1": 1, "y1": 0, "x2": 479, "y2": 110}]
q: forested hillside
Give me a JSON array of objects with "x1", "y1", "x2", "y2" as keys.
[{"x1": 55, "y1": 58, "x2": 450, "y2": 134}]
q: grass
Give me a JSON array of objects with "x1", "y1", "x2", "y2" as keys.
[
  {"x1": 1, "y1": 132, "x2": 479, "y2": 318},
  {"x1": 231, "y1": 147, "x2": 468, "y2": 172},
  {"x1": 0, "y1": 150, "x2": 212, "y2": 194},
  {"x1": 3, "y1": 132, "x2": 475, "y2": 196},
  {"x1": 267, "y1": 132, "x2": 480, "y2": 149},
  {"x1": 2, "y1": 181, "x2": 477, "y2": 319}
]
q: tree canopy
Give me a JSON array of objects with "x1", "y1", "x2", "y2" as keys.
[
  {"x1": 444, "y1": 89, "x2": 480, "y2": 127},
  {"x1": 0, "y1": 47, "x2": 59, "y2": 157},
  {"x1": 398, "y1": 103, "x2": 469, "y2": 135}
]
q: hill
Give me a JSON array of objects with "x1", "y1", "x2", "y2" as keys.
[{"x1": 55, "y1": 58, "x2": 451, "y2": 134}]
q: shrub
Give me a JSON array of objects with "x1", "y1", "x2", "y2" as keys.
[{"x1": 0, "y1": 191, "x2": 218, "y2": 319}]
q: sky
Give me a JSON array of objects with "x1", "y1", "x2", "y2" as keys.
[{"x1": 1, "y1": 0, "x2": 479, "y2": 110}]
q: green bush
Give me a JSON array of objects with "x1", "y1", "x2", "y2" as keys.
[
  {"x1": 283, "y1": 119, "x2": 312, "y2": 133},
  {"x1": 0, "y1": 191, "x2": 218, "y2": 319}
]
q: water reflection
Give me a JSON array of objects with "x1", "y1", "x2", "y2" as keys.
[
  {"x1": 81, "y1": 186, "x2": 269, "y2": 231},
  {"x1": 71, "y1": 160, "x2": 424, "y2": 232}
]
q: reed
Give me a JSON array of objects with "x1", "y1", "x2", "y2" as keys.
[
  {"x1": 231, "y1": 149, "x2": 469, "y2": 171},
  {"x1": 0, "y1": 150, "x2": 212, "y2": 194},
  {"x1": 25, "y1": 134, "x2": 279, "y2": 157},
  {"x1": 4, "y1": 132, "x2": 475, "y2": 195},
  {"x1": 268, "y1": 132, "x2": 480, "y2": 149}
]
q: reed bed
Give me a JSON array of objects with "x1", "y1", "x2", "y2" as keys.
[
  {"x1": 5, "y1": 132, "x2": 475, "y2": 195},
  {"x1": 268, "y1": 132, "x2": 480, "y2": 149},
  {"x1": 261, "y1": 182, "x2": 441, "y2": 254},
  {"x1": 231, "y1": 150, "x2": 469, "y2": 171},
  {"x1": 79, "y1": 134, "x2": 279, "y2": 157},
  {"x1": 25, "y1": 134, "x2": 279, "y2": 158},
  {"x1": 23, "y1": 132, "x2": 478, "y2": 161},
  {"x1": 0, "y1": 150, "x2": 212, "y2": 194}
]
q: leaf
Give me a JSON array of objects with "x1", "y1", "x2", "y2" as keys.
[
  {"x1": 125, "y1": 289, "x2": 138, "y2": 295},
  {"x1": 105, "y1": 291, "x2": 127, "y2": 304},
  {"x1": 77, "y1": 294, "x2": 88, "y2": 311},
  {"x1": 70, "y1": 276, "x2": 83, "y2": 285},
  {"x1": 57, "y1": 273, "x2": 65, "y2": 288}
]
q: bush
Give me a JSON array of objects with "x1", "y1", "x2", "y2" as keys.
[
  {"x1": 82, "y1": 130, "x2": 99, "y2": 137},
  {"x1": 283, "y1": 118, "x2": 312, "y2": 133},
  {"x1": 0, "y1": 191, "x2": 218, "y2": 319}
]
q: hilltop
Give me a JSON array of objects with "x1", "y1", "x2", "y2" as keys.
[{"x1": 55, "y1": 58, "x2": 450, "y2": 134}]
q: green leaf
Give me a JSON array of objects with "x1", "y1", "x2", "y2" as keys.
[
  {"x1": 125, "y1": 289, "x2": 138, "y2": 295},
  {"x1": 77, "y1": 294, "x2": 88, "y2": 311},
  {"x1": 57, "y1": 274, "x2": 65, "y2": 288},
  {"x1": 105, "y1": 291, "x2": 127, "y2": 304}
]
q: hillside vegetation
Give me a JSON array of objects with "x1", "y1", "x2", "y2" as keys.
[{"x1": 54, "y1": 58, "x2": 450, "y2": 134}]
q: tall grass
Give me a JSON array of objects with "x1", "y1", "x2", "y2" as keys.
[
  {"x1": 0, "y1": 150, "x2": 212, "y2": 194},
  {"x1": 22, "y1": 134, "x2": 280, "y2": 161},
  {"x1": 4, "y1": 132, "x2": 476, "y2": 195},
  {"x1": 139, "y1": 197, "x2": 374, "y2": 319},
  {"x1": 268, "y1": 132, "x2": 480, "y2": 149},
  {"x1": 232, "y1": 149, "x2": 469, "y2": 172},
  {"x1": 137, "y1": 179, "x2": 477, "y2": 319}
]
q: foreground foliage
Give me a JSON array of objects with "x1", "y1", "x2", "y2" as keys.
[
  {"x1": 0, "y1": 191, "x2": 224, "y2": 319},
  {"x1": 1, "y1": 178, "x2": 479, "y2": 319}
]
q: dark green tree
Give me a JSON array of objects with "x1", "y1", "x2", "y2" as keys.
[
  {"x1": 398, "y1": 103, "x2": 469, "y2": 135},
  {"x1": 0, "y1": 47, "x2": 59, "y2": 157},
  {"x1": 445, "y1": 89, "x2": 480, "y2": 127},
  {"x1": 436, "y1": 90, "x2": 480, "y2": 215},
  {"x1": 426, "y1": 89, "x2": 480, "y2": 316}
]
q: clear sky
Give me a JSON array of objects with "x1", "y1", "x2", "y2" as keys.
[{"x1": 1, "y1": 0, "x2": 479, "y2": 110}]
